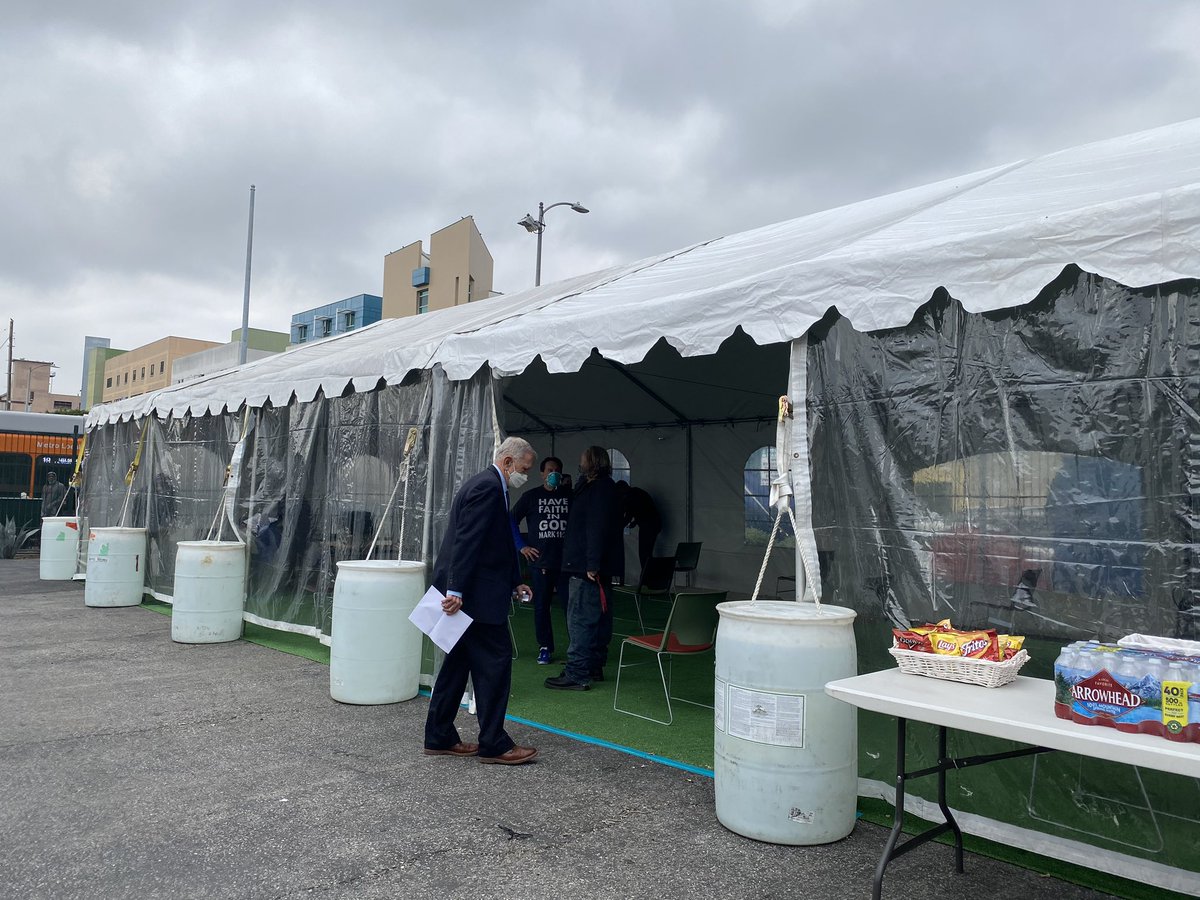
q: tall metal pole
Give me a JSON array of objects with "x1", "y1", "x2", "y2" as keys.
[
  {"x1": 238, "y1": 185, "x2": 255, "y2": 366},
  {"x1": 534, "y1": 201, "x2": 545, "y2": 287},
  {"x1": 5, "y1": 319, "x2": 12, "y2": 411}
]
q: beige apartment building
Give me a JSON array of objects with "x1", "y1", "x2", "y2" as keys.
[
  {"x1": 101, "y1": 336, "x2": 221, "y2": 403},
  {"x1": 1, "y1": 359, "x2": 80, "y2": 412},
  {"x1": 382, "y1": 217, "x2": 494, "y2": 319}
]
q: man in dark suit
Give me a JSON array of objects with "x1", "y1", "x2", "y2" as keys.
[{"x1": 423, "y1": 436, "x2": 539, "y2": 765}]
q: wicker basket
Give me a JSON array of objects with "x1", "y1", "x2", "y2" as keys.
[{"x1": 888, "y1": 646, "x2": 1030, "y2": 688}]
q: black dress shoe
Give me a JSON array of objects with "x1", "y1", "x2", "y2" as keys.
[{"x1": 544, "y1": 674, "x2": 589, "y2": 691}]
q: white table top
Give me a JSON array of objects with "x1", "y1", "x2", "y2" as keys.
[{"x1": 825, "y1": 668, "x2": 1200, "y2": 779}]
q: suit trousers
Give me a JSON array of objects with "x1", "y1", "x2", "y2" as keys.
[{"x1": 424, "y1": 621, "x2": 515, "y2": 758}]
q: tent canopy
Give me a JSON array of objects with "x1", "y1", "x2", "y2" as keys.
[{"x1": 89, "y1": 118, "x2": 1200, "y2": 426}]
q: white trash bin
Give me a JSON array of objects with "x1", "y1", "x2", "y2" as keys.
[
  {"x1": 714, "y1": 600, "x2": 858, "y2": 845},
  {"x1": 171, "y1": 540, "x2": 247, "y2": 643},
  {"x1": 39, "y1": 517, "x2": 80, "y2": 580},
  {"x1": 330, "y1": 560, "x2": 426, "y2": 704},
  {"x1": 84, "y1": 527, "x2": 148, "y2": 608}
]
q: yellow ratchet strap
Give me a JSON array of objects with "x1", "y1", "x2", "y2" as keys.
[
  {"x1": 124, "y1": 419, "x2": 150, "y2": 486},
  {"x1": 69, "y1": 433, "x2": 88, "y2": 488}
]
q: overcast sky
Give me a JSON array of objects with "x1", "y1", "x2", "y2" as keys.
[{"x1": 3, "y1": 1, "x2": 1198, "y2": 397}]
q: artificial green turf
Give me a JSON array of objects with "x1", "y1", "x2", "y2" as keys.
[{"x1": 504, "y1": 592, "x2": 716, "y2": 770}]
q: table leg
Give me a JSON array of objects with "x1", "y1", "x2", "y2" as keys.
[
  {"x1": 870, "y1": 717, "x2": 1053, "y2": 899},
  {"x1": 872, "y1": 717, "x2": 908, "y2": 900},
  {"x1": 936, "y1": 726, "x2": 964, "y2": 873}
]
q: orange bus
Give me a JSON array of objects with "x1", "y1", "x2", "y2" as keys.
[{"x1": 0, "y1": 410, "x2": 83, "y2": 499}]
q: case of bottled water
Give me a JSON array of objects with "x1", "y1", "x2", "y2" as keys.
[{"x1": 1053, "y1": 641, "x2": 1200, "y2": 742}]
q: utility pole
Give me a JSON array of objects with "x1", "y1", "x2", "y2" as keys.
[
  {"x1": 5, "y1": 319, "x2": 12, "y2": 411},
  {"x1": 238, "y1": 185, "x2": 255, "y2": 366}
]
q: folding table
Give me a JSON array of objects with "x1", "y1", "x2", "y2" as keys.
[{"x1": 825, "y1": 670, "x2": 1200, "y2": 899}]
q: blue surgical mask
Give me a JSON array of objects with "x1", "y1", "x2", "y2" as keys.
[{"x1": 546, "y1": 471, "x2": 561, "y2": 489}]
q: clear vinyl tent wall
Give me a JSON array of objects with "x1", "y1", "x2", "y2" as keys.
[
  {"x1": 804, "y1": 267, "x2": 1200, "y2": 891},
  {"x1": 78, "y1": 365, "x2": 497, "y2": 647}
]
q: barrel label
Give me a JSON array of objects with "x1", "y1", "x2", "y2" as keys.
[
  {"x1": 714, "y1": 678, "x2": 726, "y2": 732},
  {"x1": 727, "y1": 685, "x2": 806, "y2": 748}
]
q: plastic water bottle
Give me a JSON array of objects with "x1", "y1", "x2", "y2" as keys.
[
  {"x1": 1054, "y1": 645, "x2": 1078, "y2": 680},
  {"x1": 1114, "y1": 650, "x2": 1144, "y2": 691}
]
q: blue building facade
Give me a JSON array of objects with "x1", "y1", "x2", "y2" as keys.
[{"x1": 290, "y1": 294, "x2": 382, "y2": 345}]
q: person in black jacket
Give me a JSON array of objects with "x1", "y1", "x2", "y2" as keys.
[
  {"x1": 616, "y1": 480, "x2": 661, "y2": 570},
  {"x1": 545, "y1": 446, "x2": 625, "y2": 691}
]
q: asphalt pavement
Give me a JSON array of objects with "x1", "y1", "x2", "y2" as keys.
[{"x1": 0, "y1": 559, "x2": 1116, "y2": 900}]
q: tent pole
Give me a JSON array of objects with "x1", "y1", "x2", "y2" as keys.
[{"x1": 686, "y1": 424, "x2": 694, "y2": 544}]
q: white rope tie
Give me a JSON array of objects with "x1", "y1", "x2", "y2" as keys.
[
  {"x1": 750, "y1": 502, "x2": 800, "y2": 603},
  {"x1": 366, "y1": 427, "x2": 420, "y2": 561}
]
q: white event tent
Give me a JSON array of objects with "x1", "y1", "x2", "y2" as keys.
[{"x1": 82, "y1": 118, "x2": 1200, "y2": 891}]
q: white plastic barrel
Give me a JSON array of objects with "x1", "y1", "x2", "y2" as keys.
[
  {"x1": 84, "y1": 527, "x2": 148, "y2": 608},
  {"x1": 330, "y1": 559, "x2": 426, "y2": 704},
  {"x1": 714, "y1": 600, "x2": 858, "y2": 845},
  {"x1": 39, "y1": 517, "x2": 81, "y2": 580},
  {"x1": 171, "y1": 540, "x2": 247, "y2": 643}
]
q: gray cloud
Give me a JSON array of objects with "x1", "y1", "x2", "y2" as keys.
[{"x1": 2, "y1": 1, "x2": 1197, "y2": 393}]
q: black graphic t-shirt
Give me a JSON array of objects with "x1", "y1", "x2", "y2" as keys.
[{"x1": 512, "y1": 485, "x2": 570, "y2": 570}]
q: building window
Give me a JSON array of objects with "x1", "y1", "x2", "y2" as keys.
[
  {"x1": 417, "y1": 289, "x2": 429, "y2": 315},
  {"x1": 319, "y1": 317, "x2": 331, "y2": 337},
  {"x1": 296, "y1": 324, "x2": 308, "y2": 343},
  {"x1": 124, "y1": 372, "x2": 128, "y2": 384},
  {"x1": 106, "y1": 377, "x2": 112, "y2": 388},
  {"x1": 744, "y1": 446, "x2": 793, "y2": 545},
  {"x1": 344, "y1": 310, "x2": 355, "y2": 330},
  {"x1": 160, "y1": 361, "x2": 165, "y2": 374},
  {"x1": 132, "y1": 370, "x2": 136, "y2": 382},
  {"x1": 468, "y1": 275, "x2": 475, "y2": 303}
]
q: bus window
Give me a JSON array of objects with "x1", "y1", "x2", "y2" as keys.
[{"x1": 0, "y1": 452, "x2": 33, "y2": 496}]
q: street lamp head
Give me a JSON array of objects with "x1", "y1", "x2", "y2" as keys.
[
  {"x1": 570, "y1": 203, "x2": 589, "y2": 214},
  {"x1": 517, "y1": 213, "x2": 542, "y2": 233}
]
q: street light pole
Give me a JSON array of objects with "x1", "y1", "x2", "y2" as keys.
[
  {"x1": 239, "y1": 185, "x2": 255, "y2": 366},
  {"x1": 518, "y1": 200, "x2": 589, "y2": 286},
  {"x1": 535, "y1": 201, "x2": 545, "y2": 288}
]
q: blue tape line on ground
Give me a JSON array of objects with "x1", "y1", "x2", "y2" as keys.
[
  {"x1": 505, "y1": 713, "x2": 716, "y2": 778},
  {"x1": 418, "y1": 687, "x2": 714, "y2": 778}
]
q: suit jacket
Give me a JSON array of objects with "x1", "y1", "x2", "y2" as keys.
[{"x1": 431, "y1": 466, "x2": 521, "y2": 626}]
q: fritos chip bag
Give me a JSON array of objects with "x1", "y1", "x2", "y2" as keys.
[{"x1": 929, "y1": 629, "x2": 1000, "y2": 661}]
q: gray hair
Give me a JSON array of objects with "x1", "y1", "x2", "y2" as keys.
[{"x1": 494, "y1": 436, "x2": 535, "y2": 463}]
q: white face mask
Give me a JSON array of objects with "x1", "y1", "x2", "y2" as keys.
[{"x1": 507, "y1": 470, "x2": 528, "y2": 490}]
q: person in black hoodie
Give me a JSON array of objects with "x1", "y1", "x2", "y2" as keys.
[{"x1": 545, "y1": 446, "x2": 624, "y2": 691}]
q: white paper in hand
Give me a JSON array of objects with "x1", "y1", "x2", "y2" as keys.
[{"x1": 408, "y1": 586, "x2": 472, "y2": 653}]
